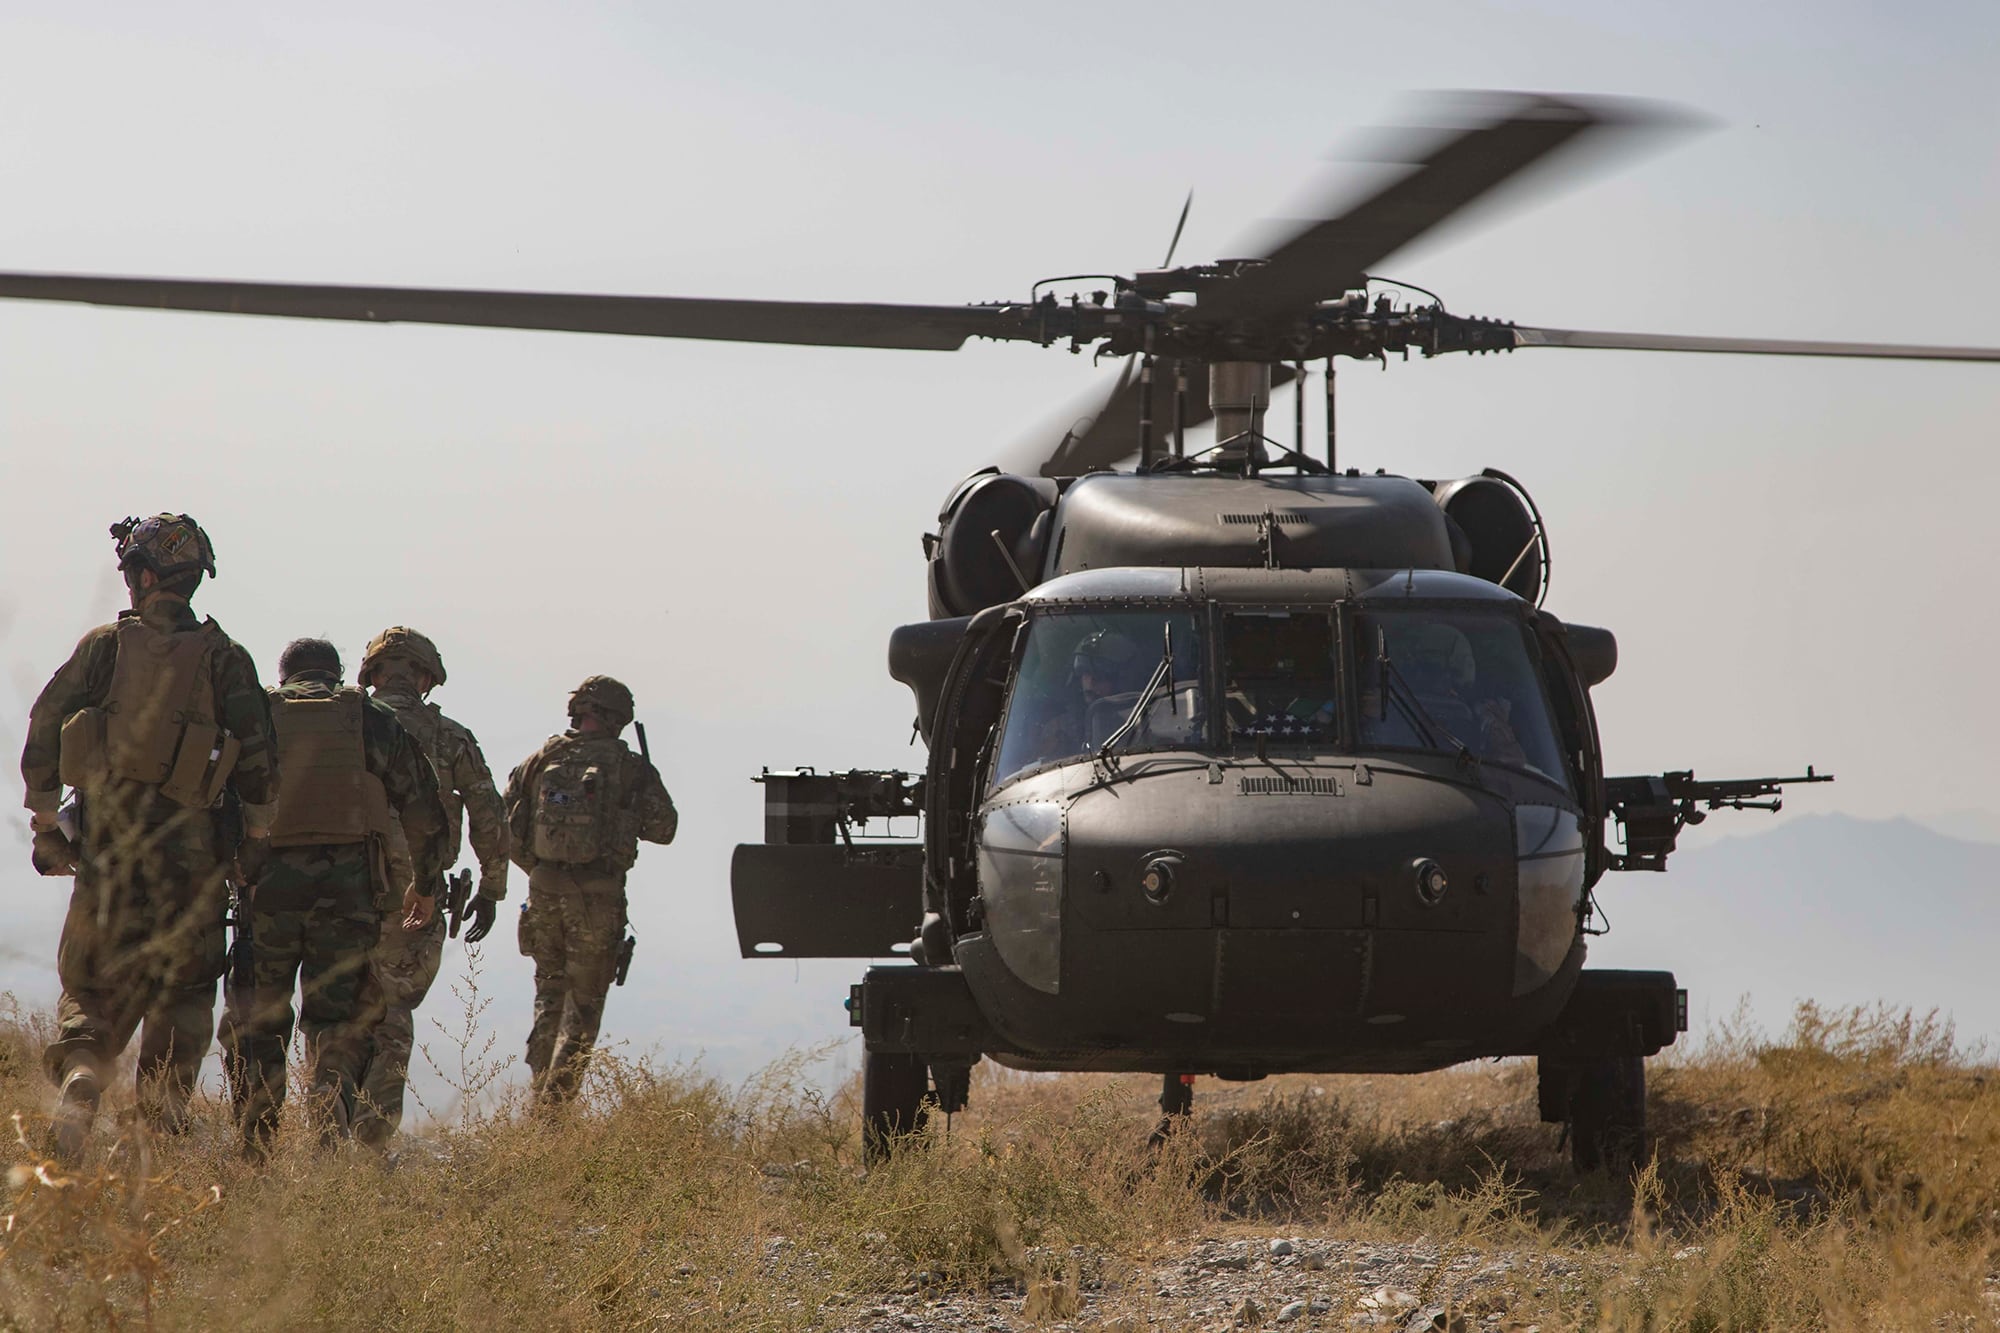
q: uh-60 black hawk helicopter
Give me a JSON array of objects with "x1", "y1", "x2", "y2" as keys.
[{"x1": 6, "y1": 92, "x2": 1998, "y2": 1172}]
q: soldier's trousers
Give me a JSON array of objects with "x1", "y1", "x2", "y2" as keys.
[
  {"x1": 519, "y1": 864, "x2": 625, "y2": 1104},
  {"x1": 352, "y1": 912, "x2": 445, "y2": 1147},
  {"x1": 45, "y1": 792, "x2": 228, "y2": 1132},
  {"x1": 226, "y1": 844, "x2": 382, "y2": 1150}
]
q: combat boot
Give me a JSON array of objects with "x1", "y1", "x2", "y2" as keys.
[{"x1": 49, "y1": 1064, "x2": 102, "y2": 1167}]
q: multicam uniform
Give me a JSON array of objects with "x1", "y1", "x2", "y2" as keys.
[
  {"x1": 505, "y1": 700, "x2": 676, "y2": 1104},
  {"x1": 227, "y1": 668, "x2": 447, "y2": 1151},
  {"x1": 21, "y1": 596, "x2": 276, "y2": 1131},
  {"x1": 352, "y1": 686, "x2": 509, "y2": 1147}
]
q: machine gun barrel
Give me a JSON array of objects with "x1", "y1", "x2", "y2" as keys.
[{"x1": 1605, "y1": 766, "x2": 1833, "y2": 872}]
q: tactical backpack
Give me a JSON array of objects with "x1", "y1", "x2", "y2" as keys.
[{"x1": 530, "y1": 737, "x2": 637, "y2": 870}]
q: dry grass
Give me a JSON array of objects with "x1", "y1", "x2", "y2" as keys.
[{"x1": 3, "y1": 989, "x2": 1998, "y2": 1330}]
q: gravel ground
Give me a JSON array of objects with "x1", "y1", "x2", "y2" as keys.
[{"x1": 827, "y1": 1234, "x2": 1577, "y2": 1332}]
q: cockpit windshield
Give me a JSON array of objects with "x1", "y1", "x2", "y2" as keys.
[
  {"x1": 1354, "y1": 609, "x2": 1569, "y2": 787},
  {"x1": 987, "y1": 601, "x2": 1571, "y2": 793},
  {"x1": 991, "y1": 609, "x2": 1206, "y2": 787}
]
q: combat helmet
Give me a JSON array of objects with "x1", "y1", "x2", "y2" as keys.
[
  {"x1": 360, "y1": 626, "x2": 448, "y2": 689},
  {"x1": 111, "y1": 514, "x2": 216, "y2": 585},
  {"x1": 569, "y1": 675, "x2": 635, "y2": 731},
  {"x1": 1071, "y1": 629, "x2": 1139, "y2": 683}
]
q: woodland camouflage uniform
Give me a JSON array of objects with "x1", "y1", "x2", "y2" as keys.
[
  {"x1": 20, "y1": 515, "x2": 276, "y2": 1157},
  {"x1": 505, "y1": 676, "x2": 675, "y2": 1105},
  {"x1": 224, "y1": 657, "x2": 448, "y2": 1153},
  {"x1": 351, "y1": 626, "x2": 510, "y2": 1149}
]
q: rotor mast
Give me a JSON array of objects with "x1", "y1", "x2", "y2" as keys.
[{"x1": 1209, "y1": 361, "x2": 1272, "y2": 451}]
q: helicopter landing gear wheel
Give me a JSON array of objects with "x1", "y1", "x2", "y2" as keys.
[
  {"x1": 862, "y1": 1050, "x2": 930, "y2": 1165},
  {"x1": 1567, "y1": 1055, "x2": 1647, "y2": 1176}
]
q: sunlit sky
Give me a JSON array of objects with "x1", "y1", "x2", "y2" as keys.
[{"x1": 2, "y1": 1, "x2": 1996, "y2": 1089}]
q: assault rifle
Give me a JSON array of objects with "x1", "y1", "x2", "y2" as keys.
[
  {"x1": 1605, "y1": 767, "x2": 1833, "y2": 872},
  {"x1": 615, "y1": 720, "x2": 652, "y2": 985},
  {"x1": 214, "y1": 790, "x2": 256, "y2": 1005},
  {"x1": 443, "y1": 868, "x2": 475, "y2": 939}
]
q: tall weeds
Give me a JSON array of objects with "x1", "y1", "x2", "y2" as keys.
[{"x1": 1, "y1": 998, "x2": 1996, "y2": 1329}]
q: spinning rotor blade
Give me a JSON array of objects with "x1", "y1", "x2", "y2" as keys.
[
  {"x1": 0, "y1": 272, "x2": 1015, "y2": 351},
  {"x1": 1017, "y1": 361, "x2": 1299, "y2": 477},
  {"x1": 1203, "y1": 93, "x2": 1688, "y2": 321},
  {"x1": 1512, "y1": 326, "x2": 2000, "y2": 362}
]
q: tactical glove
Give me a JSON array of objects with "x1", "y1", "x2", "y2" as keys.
[
  {"x1": 32, "y1": 828, "x2": 78, "y2": 876},
  {"x1": 463, "y1": 892, "x2": 499, "y2": 945}
]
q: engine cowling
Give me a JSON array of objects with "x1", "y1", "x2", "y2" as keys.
[
  {"x1": 925, "y1": 470, "x2": 1059, "y2": 619},
  {"x1": 1427, "y1": 470, "x2": 1547, "y2": 604}
]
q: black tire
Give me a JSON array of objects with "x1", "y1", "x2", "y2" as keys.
[
  {"x1": 1569, "y1": 1054, "x2": 1647, "y2": 1175},
  {"x1": 862, "y1": 1050, "x2": 930, "y2": 1164}
]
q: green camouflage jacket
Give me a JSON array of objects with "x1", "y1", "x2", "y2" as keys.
[
  {"x1": 268, "y1": 670, "x2": 450, "y2": 897},
  {"x1": 20, "y1": 596, "x2": 278, "y2": 826},
  {"x1": 370, "y1": 688, "x2": 511, "y2": 899}
]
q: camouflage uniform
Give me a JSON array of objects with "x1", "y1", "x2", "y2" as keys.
[
  {"x1": 505, "y1": 682, "x2": 675, "y2": 1104},
  {"x1": 21, "y1": 596, "x2": 277, "y2": 1134},
  {"x1": 352, "y1": 683, "x2": 509, "y2": 1147},
  {"x1": 226, "y1": 668, "x2": 447, "y2": 1151}
]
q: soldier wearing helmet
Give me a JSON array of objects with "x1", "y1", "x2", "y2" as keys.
[
  {"x1": 222, "y1": 636, "x2": 449, "y2": 1158},
  {"x1": 18, "y1": 514, "x2": 278, "y2": 1163},
  {"x1": 348, "y1": 625, "x2": 511, "y2": 1149},
  {"x1": 1071, "y1": 629, "x2": 1142, "y2": 703},
  {"x1": 1026, "y1": 628, "x2": 1142, "y2": 762},
  {"x1": 503, "y1": 675, "x2": 677, "y2": 1106}
]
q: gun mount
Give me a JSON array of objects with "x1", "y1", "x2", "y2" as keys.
[{"x1": 1605, "y1": 768, "x2": 1834, "y2": 872}]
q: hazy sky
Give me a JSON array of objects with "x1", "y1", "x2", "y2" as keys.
[{"x1": 2, "y1": 1, "x2": 1996, "y2": 1090}]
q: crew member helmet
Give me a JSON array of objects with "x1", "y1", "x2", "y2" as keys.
[
  {"x1": 1071, "y1": 629, "x2": 1139, "y2": 683},
  {"x1": 111, "y1": 514, "x2": 216, "y2": 584},
  {"x1": 360, "y1": 626, "x2": 448, "y2": 689},
  {"x1": 569, "y1": 675, "x2": 635, "y2": 730}
]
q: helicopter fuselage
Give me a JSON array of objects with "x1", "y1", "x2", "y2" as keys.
[
  {"x1": 733, "y1": 469, "x2": 1690, "y2": 1089},
  {"x1": 937, "y1": 565, "x2": 1598, "y2": 1077}
]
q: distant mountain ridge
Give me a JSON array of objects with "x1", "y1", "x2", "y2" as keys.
[{"x1": 1588, "y1": 813, "x2": 2000, "y2": 1050}]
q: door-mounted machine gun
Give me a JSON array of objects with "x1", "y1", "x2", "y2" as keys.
[{"x1": 1605, "y1": 768, "x2": 1834, "y2": 871}]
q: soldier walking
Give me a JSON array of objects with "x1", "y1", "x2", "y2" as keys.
[
  {"x1": 504, "y1": 677, "x2": 676, "y2": 1106},
  {"x1": 20, "y1": 515, "x2": 278, "y2": 1163},
  {"x1": 350, "y1": 626, "x2": 509, "y2": 1149},
  {"x1": 224, "y1": 638, "x2": 447, "y2": 1155}
]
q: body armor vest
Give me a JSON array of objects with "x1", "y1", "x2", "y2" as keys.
[
  {"x1": 268, "y1": 689, "x2": 393, "y2": 847},
  {"x1": 58, "y1": 617, "x2": 240, "y2": 808}
]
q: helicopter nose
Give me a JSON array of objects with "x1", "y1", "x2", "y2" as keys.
[{"x1": 961, "y1": 764, "x2": 1574, "y2": 1060}]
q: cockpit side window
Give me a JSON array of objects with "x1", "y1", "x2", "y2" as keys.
[
  {"x1": 990, "y1": 608, "x2": 1206, "y2": 788},
  {"x1": 1221, "y1": 610, "x2": 1340, "y2": 747},
  {"x1": 1354, "y1": 609, "x2": 1571, "y2": 790}
]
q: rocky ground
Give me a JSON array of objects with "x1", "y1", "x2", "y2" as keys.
[{"x1": 829, "y1": 1234, "x2": 1579, "y2": 1332}]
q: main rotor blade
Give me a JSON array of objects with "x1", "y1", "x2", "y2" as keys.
[
  {"x1": 1016, "y1": 362, "x2": 1299, "y2": 477},
  {"x1": 1513, "y1": 326, "x2": 2000, "y2": 362},
  {"x1": 0, "y1": 272, "x2": 1015, "y2": 351},
  {"x1": 1203, "y1": 92, "x2": 1689, "y2": 321}
]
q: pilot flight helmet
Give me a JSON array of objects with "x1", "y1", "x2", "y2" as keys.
[{"x1": 1071, "y1": 629, "x2": 1140, "y2": 688}]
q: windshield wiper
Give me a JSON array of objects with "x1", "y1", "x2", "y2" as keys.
[
  {"x1": 1098, "y1": 623, "x2": 1176, "y2": 768},
  {"x1": 1377, "y1": 638, "x2": 1477, "y2": 768}
]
